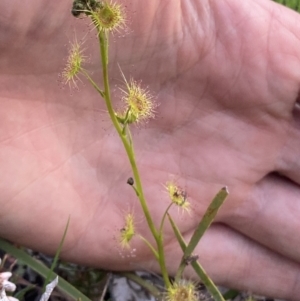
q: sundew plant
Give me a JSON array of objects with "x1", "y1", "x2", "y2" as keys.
[
  {"x1": 63, "y1": 1, "x2": 229, "y2": 301},
  {"x1": 61, "y1": 0, "x2": 300, "y2": 300}
]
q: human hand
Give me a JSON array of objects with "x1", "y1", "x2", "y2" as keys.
[{"x1": 0, "y1": 0, "x2": 300, "y2": 300}]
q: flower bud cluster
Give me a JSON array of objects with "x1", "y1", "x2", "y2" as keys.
[
  {"x1": 166, "y1": 280, "x2": 198, "y2": 301},
  {"x1": 165, "y1": 181, "x2": 190, "y2": 213},
  {"x1": 120, "y1": 213, "x2": 136, "y2": 249},
  {"x1": 116, "y1": 78, "x2": 156, "y2": 124}
]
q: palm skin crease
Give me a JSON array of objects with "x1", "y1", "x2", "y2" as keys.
[{"x1": 1, "y1": 0, "x2": 300, "y2": 300}]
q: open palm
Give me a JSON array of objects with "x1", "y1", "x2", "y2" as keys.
[{"x1": 1, "y1": 0, "x2": 300, "y2": 299}]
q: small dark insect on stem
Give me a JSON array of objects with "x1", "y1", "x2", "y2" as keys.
[{"x1": 173, "y1": 189, "x2": 187, "y2": 206}]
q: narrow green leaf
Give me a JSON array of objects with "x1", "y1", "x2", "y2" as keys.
[
  {"x1": 44, "y1": 216, "x2": 70, "y2": 291},
  {"x1": 0, "y1": 239, "x2": 92, "y2": 301},
  {"x1": 167, "y1": 214, "x2": 225, "y2": 301},
  {"x1": 167, "y1": 213, "x2": 186, "y2": 251},
  {"x1": 173, "y1": 187, "x2": 228, "y2": 280},
  {"x1": 138, "y1": 235, "x2": 159, "y2": 259},
  {"x1": 14, "y1": 285, "x2": 35, "y2": 300},
  {"x1": 184, "y1": 187, "x2": 228, "y2": 258},
  {"x1": 190, "y1": 260, "x2": 225, "y2": 301}
]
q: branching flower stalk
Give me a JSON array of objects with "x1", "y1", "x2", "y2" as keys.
[
  {"x1": 97, "y1": 28, "x2": 171, "y2": 287},
  {"x1": 66, "y1": 1, "x2": 171, "y2": 285},
  {"x1": 65, "y1": 1, "x2": 173, "y2": 285}
]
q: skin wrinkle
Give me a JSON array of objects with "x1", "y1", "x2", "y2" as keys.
[
  {"x1": 149, "y1": 24, "x2": 181, "y2": 84},
  {"x1": 246, "y1": 186, "x2": 269, "y2": 234},
  {"x1": 65, "y1": 163, "x2": 111, "y2": 254},
  {"x1": 275, "y1": 125, "x2": 294, "y2": 175},
  {"x1": 266, "y1": 7, "x2": 278, "y2": 105},
  {"x1": 213, "y1": 2, "x2": 296, "y2": 119},
  {"x1": 274, "y1": 113, "x2": 300, "y2": 182},
  {"x1": 228, "y1": 231, "x2": 251, "y2": 286},
  {"x1": 175, "y1": 3, "x2": 209, "y2": 79},
  {"x1": 291, "y1": 272, "x2": 300, "y2": 301},
  {"x1": 182, "y1": 132, "x2": 252, "y2": 184},
  {"x1": 231, "y1": 227, "x2": 293, "y2": 292},
  {"x1": 3, "y1": 108, "x2": 110, "y2": 202},
  {"x1": 164, "y1": 83, "x2": 278, "y2": 188},
  {"x1": 177, "y1": 15, "x2": 197, "y2": 75},
  {"x1": 273, "y1": 5, "x2": 300, "y2": 41},
  {"x1": 216, "y1": 64, "x2": 243, "y2": 109},
  {"x1": 266, "y1": 13, "x2": 300, "y2": 109},
  {"x1": 63, "y1": 187, "x2": 110, "y2": 258},
  {"x1": 229, "y1": 173, "x2": 300, "y2": 259},
  {"x1": 265, "y1": 18, "x2": 296, "y2": 121},
  {"x1": 7, "y1": 154, "x2": 69, "y2": 201},
  {"x1": 0, "y1": 118, "x2": 74, "y2": 145}
]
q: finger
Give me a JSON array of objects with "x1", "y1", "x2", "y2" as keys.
[
  {"x1": 225, "y1": 173, "x2": 300, "y2": 264},
  {"x1": 159, "y1": 224, "x2": 300, "y2": 301}
]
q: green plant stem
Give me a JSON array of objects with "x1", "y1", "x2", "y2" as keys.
[
  {"x1": 182, "y1": 187, "x2": 228, "y2": 258},
  {"x1": 82, "y1": 70, "x2": 105, "y2": 97},
  {"x1": 155, "y1": 202, "x2": 175, "y2": 287},
  {"x1": 155, "y1": 233, "x2": 171, "y2": 287},
  {"x1": 97, "y1": 30, "x2": 170, "y2": 287},
  {"x1": 43, "y1": 216, "x2": 70, "y2": 291},
  {"x1": 159, "y1": 203, "x2": 173, "y2": 234},
  {"x1": 98, "y1": 30, "x2": 156, "y2": 239},
  {"x1": 137, "y1": 235, "x2": 159, "y2": 260}
]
